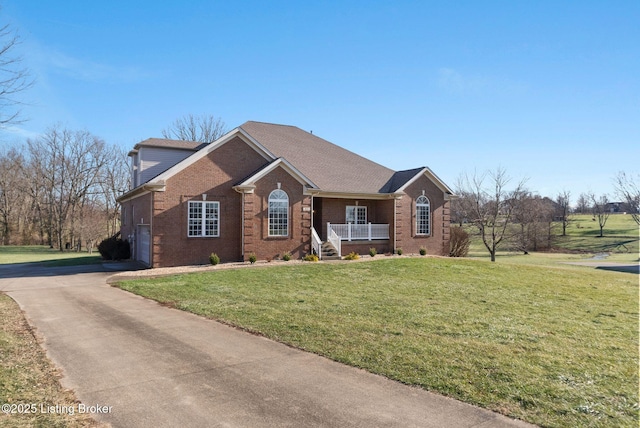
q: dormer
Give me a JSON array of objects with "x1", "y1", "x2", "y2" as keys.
[{"x1": 128, "y1": 138, "x2": 204, "y2": 188}]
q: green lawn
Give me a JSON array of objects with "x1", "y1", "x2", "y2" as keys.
[
  {"x1": 0, "y1": 246, "x2": 101, "y2": 266},
  {"x1": 465, "y1": 214, "x2": 639, "y2": 264},
  {"x1": 116, "y1": 258, "x2": 639, "y2": 428}
]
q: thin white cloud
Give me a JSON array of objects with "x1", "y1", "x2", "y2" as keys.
[
  {"x1": 44, "y1": 50, "x2": 151, "y2": 83},
  {"x1": 0, "y1": 125, "x2": 41, "y2": 140},
  {"x1": 21, "y1": 37, "x2": 153, "y2": 84}
]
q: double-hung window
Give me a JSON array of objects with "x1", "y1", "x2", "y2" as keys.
[
  {"x1": 416, "y1": 195, "x2": 430, "y2": 235},
  {"x1": 188, "y1": 201, "x2": 219, "y2": 237},
  {"x1": 268, "y1": 189, "x2": 289, "y2": 236}
]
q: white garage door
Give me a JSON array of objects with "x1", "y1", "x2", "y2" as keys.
[{"x1": 137, "y1": 225, "x2": 151, "y2": 266}]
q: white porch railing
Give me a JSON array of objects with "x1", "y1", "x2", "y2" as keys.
[
  {"x1": 328, "y1": 227, "x2": 342, "y2": 257},
  {"x1": 311, "y1": 227, "x2": 322, "y2": 259},
  {"x1": 327, "y1": 223, "x2": 390, "y2": 241}
]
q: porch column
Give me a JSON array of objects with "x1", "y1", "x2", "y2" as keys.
[
  {"x1": 301, "y1": 196, "x2": 312, "y2": 255},
  {"x1": 242, "y1": 191, "x2": 255, "y2": 260},
  {"x1": 442, "y1": 199, "x2": 451, "y2": 256},
  {"x1": 394, "y1": 196, "x2": 403, "y2": 253}
]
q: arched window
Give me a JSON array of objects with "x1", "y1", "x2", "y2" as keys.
[
  {"x1": 416, "y1": 195, "x2": 430, "y2": 235},
  {"x1": 268, "y1": 189, "x2": 289, "y2": 236}
]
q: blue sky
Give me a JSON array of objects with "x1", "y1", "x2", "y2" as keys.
[{"x1": 1, "y1": 1, "x2": 638, "y2": 201}]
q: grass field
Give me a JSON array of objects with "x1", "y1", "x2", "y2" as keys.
[
  {"x1": 0, "y1": 294, "x2": 102, "y2": 427},
  {"x1": 556, "y1": 214, "x2": 639, "y2": 261},
  {"x1": 0, "y1": 246, "x2": 101, "y2": 266},
  {"x1": 116, "y1": 258, "x2": 639, "y2": 428},
  {"x1": 466, "y1": 214, "x2": 639, "y2": 264}
]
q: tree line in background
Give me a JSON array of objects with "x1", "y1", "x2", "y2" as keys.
[
  {"x1": 0, "y1": 114, "x2": 228, "y2": 252},
  {"x1": 0, "y1": 125, "x2": 129, "y2": 250},
  {"x1": 451, "y1": 168, "x2": 640, "y2": 261}
]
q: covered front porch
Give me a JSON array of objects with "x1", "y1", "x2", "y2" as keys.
[{"x1": 310, "y1": 196, "x2": 396, "y2": 259}]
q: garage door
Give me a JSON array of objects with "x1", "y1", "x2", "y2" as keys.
[{"x1": 137, "y1": 225, "x2": 151, "y2": 266}]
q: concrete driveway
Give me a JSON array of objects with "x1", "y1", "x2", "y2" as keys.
[{"x1": 0, "y1": 263, "x2": 534, "y2": 428}]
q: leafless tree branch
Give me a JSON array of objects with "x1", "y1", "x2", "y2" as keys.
[
  {"x1": 614, "y1": 171, "x2": 640, "y2": 225},
  {"x1": 161, "y1": 114, "x2": 227, "y2": 143},
  {"x1": 0, "y1": 22, "x2": 33, "y2": 126}
]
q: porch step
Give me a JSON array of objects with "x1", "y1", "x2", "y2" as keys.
[{"x1": 321, "y1": 241, "x2": 341, "y2": 260}]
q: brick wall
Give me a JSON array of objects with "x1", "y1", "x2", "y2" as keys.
[
  {"x1": 395, "y1": 175, "x2": 449, "y2": 255},
  {"x1": 151, "y1": 136, "x2": 269, "y2": 267},
  {"x1": 248, "y1": 166, "x2": 311, "y2": 261},
  {"x1": 120, "y1": 192, "x2": 152, "y2": 262}
]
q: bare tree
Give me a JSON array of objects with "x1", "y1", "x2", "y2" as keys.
[
  {"x1": 556, "y1": 190, "x2": 571, "y2": 236},
  {"x1": 161, "y1": 114, "x2": 227, "y2": 143},
  {"x1": 0, "y1": 22, "x2": 33, "y2": 126},
  {"x1": 589, "y1": 192, "x2": 611, "y2": 238},
  {"x1": 450, "y1": 175, "x2": 475, "y2": 227},
  {"x1": 457, "y1": 168, "x2": 527, "y2": 262},
  {"x1": 511, "y1": 193, "x2": 556, "y2": 254},
  {"x1": 576, "y1": 193, "x2": 590, "y2": 214},
  {"x1": 26, "y1": 126, "x2": 109, "y2": 250},
  {"x1": 614, "y1": 171, "x2": 639, "y2": 225},
  {"x1": 75, "y1": 196, "x2": 108, "y2": 254},
  {"x1": 0, "y1": 148, "x2": 26, "y2": 244},
  {"x1": 99, "y1": 145, "x2": 130, "y2": 236}
]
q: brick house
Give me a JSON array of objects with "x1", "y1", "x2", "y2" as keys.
[{"x1": 118, "y1": 121, "x2": 455, "y2": 267}]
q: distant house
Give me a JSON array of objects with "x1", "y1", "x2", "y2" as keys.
[
  {"x1": 605, "y1": 202, "x2": 623, "y2": 213},
  {"x1": 117, "y1": 121, "x2": 455, "y2": 267}
]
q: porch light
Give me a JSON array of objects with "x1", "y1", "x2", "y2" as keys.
[{"x1": 202, "y1": 194, "x2": 207, "y2": 201}]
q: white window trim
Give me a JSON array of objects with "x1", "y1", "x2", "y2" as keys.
[
  {"x1": 268, "y1": 189, "x2": 289, "y2": 237},
  {"x1": 188, "y1": 200, "x2": 220, "y2": 237},
  {"x1": 346, "y1": 206, "x2": 367, "y2": 224},
  {"x1": 416, "y1": 195, "x2": 430, "y2": 236}
]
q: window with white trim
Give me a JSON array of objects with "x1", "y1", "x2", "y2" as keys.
[
  {"x1": 268, "y1": 189, "x2": 288, "y2": 236},
  {"x1": 346, "y1": 206, "x2": 367, "y2": 224},
  {"x1": 188, "y1": 201, "x2": 220, "y2": 237},
  {"x1": 416, "y1": 195, "x2": 430, "y2": 235}
]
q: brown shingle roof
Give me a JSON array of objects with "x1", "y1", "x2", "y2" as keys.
[
  {"x1": 134, "y1": 138, "x2": 206, "y2": 151},
  {"x1": 239, "y1": 121, "x2": 398, "y2": 194}
]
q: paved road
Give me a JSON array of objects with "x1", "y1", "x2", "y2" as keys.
[
  {"x1": 0, "y1": 263, "x2": 534, "y2": 427},
  {"x1": 562, "y1": 261, "x2": 640, "y2": 274}
]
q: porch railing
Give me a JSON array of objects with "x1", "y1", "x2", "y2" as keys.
[
  {"x1": 311, "y1": 227, "x2": 322, "y2": 259},
  {"x1": 328, "y1": 227, "x2": 342, "y2": 257},
  {"x1": 327, "y1": 222, "x2": 390, "y2": 241}
]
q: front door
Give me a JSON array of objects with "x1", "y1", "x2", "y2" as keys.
[{"x1": 346, "y1": 206, "x2": 367, "y2": 224}]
